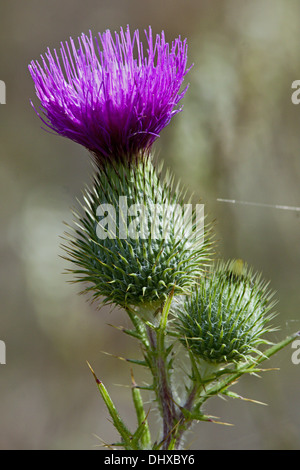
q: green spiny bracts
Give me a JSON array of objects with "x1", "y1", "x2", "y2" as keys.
[
  {"x1": 174, "y1": 259, "x2": 277, "y2": 364},
  {"x1": 63, "y1": 156, "x2": 211, "y2": 312}
]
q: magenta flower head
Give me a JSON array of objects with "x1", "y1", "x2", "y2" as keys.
[{"x1": 29, "y1": 25, "x2": 190, "y2": 165}]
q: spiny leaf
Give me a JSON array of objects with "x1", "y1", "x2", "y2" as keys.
[
  {"x1": 221, "y1": 390, "x2": 267, "y2": 406},
  {"x1": 180, "y1": 408, "x2": 233, "y2": 426},
  {"x1": 86, "y1": 361, "x2": 137, "y2": 450},
  {"x1": 99, "y1": 350, "x2": 147, "y2": 367}
]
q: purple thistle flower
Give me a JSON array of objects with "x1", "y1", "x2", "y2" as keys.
[{"x1": 29, "y1": 25, "x2": 191, "y2": 165}]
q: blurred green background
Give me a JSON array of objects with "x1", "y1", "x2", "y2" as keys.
[{"x1": 0, "y1": 0, "x2": 299, "y2": 449}]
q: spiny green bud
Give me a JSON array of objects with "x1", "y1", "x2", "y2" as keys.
[
  {"x1": 174, "y1": 259, "x2": 277, "y2": 364},
  {"x1": 63, "y1": 156, "x2": 211, "y2": 313}
]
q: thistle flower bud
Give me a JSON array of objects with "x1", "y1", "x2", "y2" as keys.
[
  {"x1": 64, "y1": 157, "x2": 210, "y2": 313},
  {"x1": 174, "y1": 260, "x2": 277, "y2": 363}
]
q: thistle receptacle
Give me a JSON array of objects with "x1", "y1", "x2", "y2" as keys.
[{"x1": 63, "y1": 157, "x2": 210, "y2": 312}]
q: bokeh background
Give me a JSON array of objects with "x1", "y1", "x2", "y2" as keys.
[{"x1": 0, "y1": 0, "x2": 299, "y2": 450}]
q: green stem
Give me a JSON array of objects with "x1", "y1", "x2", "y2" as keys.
[
  {"x1": 125, "y1": 307, "x2": 150, "y2": 348},
  {"x1": 131, "y1": 370, "x2": 152, "y2": 449},
  {"x1": 143, "y1": 293, "x2": 180, "y2": 449}
]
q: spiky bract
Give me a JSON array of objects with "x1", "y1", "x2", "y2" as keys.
[
  {"x1": 63, "y1": 158, "x2": 210, "y2": 312},
  {"x1": 174, "y1": 260, "x2": 277, "y2": 363}
]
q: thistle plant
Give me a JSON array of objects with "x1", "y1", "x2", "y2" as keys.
[{"x1": 29, "y1": 25, "x2": 298, "y2": 450}]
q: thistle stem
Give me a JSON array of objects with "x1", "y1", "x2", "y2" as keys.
[
  {"x1": 146, "y1": 325, "x2": 177, "y2": 449},
  {"x1": 174, "y1": 384, "x2": 199, "y2": 449}
]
